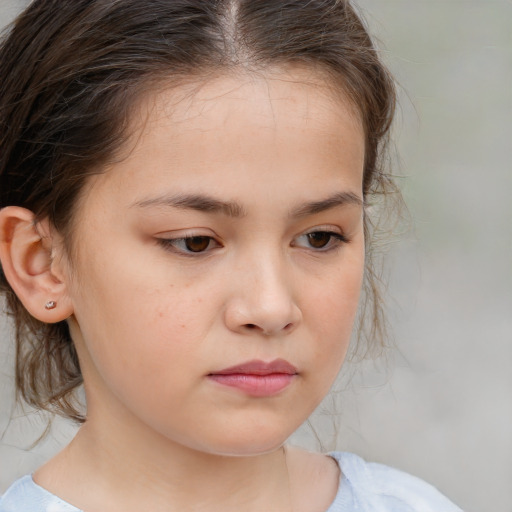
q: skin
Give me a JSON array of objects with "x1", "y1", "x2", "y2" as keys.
[{"x1": 5, "y1": 68, "x2": 366, "y2": 511}]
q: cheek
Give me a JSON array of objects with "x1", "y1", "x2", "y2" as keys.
[
  {"x1": 314, "y1": 244, "x2": 364, "y2": 327},
  {"x1": 304, "y1": 248, "x2": 364, "y2": 375},
  {"x1": 81, "y1": 288, "x2": 210, "y2": 368},
  {"x1": 309, "y1": 290, "x2": 358, "y2": 362},
  {"x1": 70, "y1": 255, "x2": 216, "y2": 394}
]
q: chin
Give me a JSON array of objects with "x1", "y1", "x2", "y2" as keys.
[
  {"x1": 212, "y1": 438, "x2": 287, "y2": 458},
  {"x1": 179, "y1": 426, "x2": 293, "y2": 458}
]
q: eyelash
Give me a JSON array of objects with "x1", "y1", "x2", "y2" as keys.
[
  {"x1": 156, "y1": 230, "x2": 349, "y2": 256},
  {"x1": 293, "y1": 230, "x2": 349, "y2": 252},
  {"x1": 157, "y1": 235, "x2": 221, "y2": 256}
]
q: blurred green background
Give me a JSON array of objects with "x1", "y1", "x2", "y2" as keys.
[{"x1": 1, "y1": 1, "x2": 511, "y2": 511}]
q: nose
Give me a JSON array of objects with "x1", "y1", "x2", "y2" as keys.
[{"x1": 224, "y1": 254, "x2": 302, "y2": 337}]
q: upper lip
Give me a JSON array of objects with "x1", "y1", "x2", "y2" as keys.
[{"x1": 210, "y1": 359, "x2": 298, "y2": 376}]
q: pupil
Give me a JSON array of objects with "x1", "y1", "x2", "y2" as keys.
[
  {"x1": 185, "y1": 237, "x2": 210, "y2": 252},
  {"x1": 308, "y1": 232, "x2": 330, "y2": 248}
]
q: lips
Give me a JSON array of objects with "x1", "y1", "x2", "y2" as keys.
[{"x1": 208, "y1": 359, "x2": 298, "y2": 397}]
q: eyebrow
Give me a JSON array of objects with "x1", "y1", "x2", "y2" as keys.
[
  {"x1": 133, "y1": 193, "x2": 247, "y2": 217},
  {"x1": 133, "y1": 191, "x2": 363, "y2": 218},
  {"x1": 290, "y1": 192, "x2": 363, "y2": 217}
]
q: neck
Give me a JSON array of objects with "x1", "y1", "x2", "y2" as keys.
[{"x1": 37, "y1": 410, "x2": 292, "y2": 512}]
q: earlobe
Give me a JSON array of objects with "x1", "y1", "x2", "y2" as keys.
[{"x1": 0, "y1": 206, "x2": 73, "y2": 323}]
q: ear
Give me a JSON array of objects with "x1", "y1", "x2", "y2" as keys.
[{"x1": 0, "y1": 206, "x2": 74, "y2": 323}]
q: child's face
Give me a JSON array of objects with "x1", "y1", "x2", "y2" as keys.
[{"x1": 64, "y1": 68, "x2": 365, "y2": 455}]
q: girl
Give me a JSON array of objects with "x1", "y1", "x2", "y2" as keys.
[{"x1": 0, "y1": 1, "x2": 461, "y2": 511}]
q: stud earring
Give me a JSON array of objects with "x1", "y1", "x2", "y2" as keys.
[{"x1": 45, "y1": 301, "x2": 57, "y2": 310}]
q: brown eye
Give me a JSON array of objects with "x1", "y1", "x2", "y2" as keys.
[
  {"x1": 157, "y1": 234, "x2": 220, "y2": 255},
  {"x1": 306, "y1": 232, "x2": 332, "y2": 249},
  {"x1": 184, "y1": 236, "x2": 211, "y2": 252},
  {"x1": 293, "y1": 230, "x2": 348, "y2": 251}
]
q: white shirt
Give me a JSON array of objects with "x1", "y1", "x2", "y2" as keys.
[{"x1": 0, "y1": 451, "x2": 462, "y2": 512}]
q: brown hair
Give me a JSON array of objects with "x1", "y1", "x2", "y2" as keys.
[{"x1": 0, "y1": 0, "x2": 397, "y2": 422}]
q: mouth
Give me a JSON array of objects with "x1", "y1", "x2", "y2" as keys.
[{"x1": 208, "y1": 359, "x2": 298, "y2": 397}]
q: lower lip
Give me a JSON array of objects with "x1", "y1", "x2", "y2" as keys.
[{"x1": 208, "y1": 373, "x2": 295, "y2": 397}]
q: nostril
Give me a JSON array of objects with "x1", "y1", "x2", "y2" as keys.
[
  {"x1": 244, "y1": 323, "x2": 275, "y2": 335},
  {"x1": 243, "y1": 322, "x2": 294, "y2": 335}
]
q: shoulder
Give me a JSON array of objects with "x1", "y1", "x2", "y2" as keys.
[
  {"x1": 328, "y1": 451, "x2": 463, "y2": 512},
  {"x1": 1, "y1": 475, "x2": 81, "y2": 512}
]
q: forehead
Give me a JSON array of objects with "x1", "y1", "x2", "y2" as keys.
[
  {"x1": 127, "y1": 67, "x2": 363, "y2": 162},
  {"x1": 82, "y1": 67, "x2": 365, "y2": 212},
  {"x1": 147, "y1": 67, "x2": 360, "y2": 123}
]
